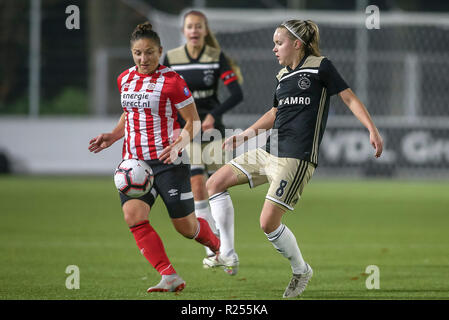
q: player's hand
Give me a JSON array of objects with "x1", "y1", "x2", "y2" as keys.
[
  {"x1": 160, "y1": 142, "x2": 182, "y2": 164},
  {"x1": 370, "y1": 130, "x2": 383, "y2": 158},
  {"x1": 222, "y1": 134, "x2": 245, "y2": 151},
  {"x1": 202, "y1": 114, "x2": 215, "y2": 132},
  {"x1": 88, "y1": 133, "x2": 114, "y2": 153}
]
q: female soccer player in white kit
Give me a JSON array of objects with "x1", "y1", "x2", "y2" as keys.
[{"x1": 206, "y1": 20, "x2": 383, "y2": 298}]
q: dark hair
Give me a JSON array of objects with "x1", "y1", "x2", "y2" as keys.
[{"x1": 130, "y1": 22, "x2": 161, "y2": 47}]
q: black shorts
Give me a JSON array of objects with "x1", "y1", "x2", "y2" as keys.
[{"x1": 119, "y1": 160, "x2": 194, "y2": 219}]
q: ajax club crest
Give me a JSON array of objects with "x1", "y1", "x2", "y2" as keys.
[
  {"x1": 203, "y1": 70, "x2": 215, "y2": 86},
  {"x1": 298, "y1": 76, "x2": 311, "y2": 90}
]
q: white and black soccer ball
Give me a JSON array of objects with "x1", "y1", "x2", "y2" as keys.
[{"x1": 114, "y1": 159, "x2": 154, "y2": 198}]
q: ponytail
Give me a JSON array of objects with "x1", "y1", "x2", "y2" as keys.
[{"x1": 279, "y1": 19, "x2": 320, "y2": 57}]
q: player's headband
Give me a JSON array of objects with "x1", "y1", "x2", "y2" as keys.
[{"x1": 281, "y1": 23, "x2": 305, "y2": 44}]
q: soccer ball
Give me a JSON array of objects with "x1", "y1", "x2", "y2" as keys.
[{"x1": 114, "y1": 159, "x2": 154, "y2": 198}]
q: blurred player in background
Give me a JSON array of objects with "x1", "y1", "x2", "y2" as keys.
[
  {"x1": 88, "y1": 22, "x2": 220, "y2": 293},
  {"x1": 206, "y1": 19, "x2": 383, "y2": 298},
  {"x1": 163, "y1": 10, "x2": 243, "y2": 275}
]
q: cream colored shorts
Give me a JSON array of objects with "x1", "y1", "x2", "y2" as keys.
[{"x1": 228, "y1": 148, "x2": 315, "y2": 211}]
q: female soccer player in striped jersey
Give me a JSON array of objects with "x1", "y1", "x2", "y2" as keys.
[
  {"x1": 163, "y1": 10, "x2": 243, "y2": 275},
  {"x1": 88, "y1": 22, "x2": 220, "y2": 293},
  {"x1": 206, "y1": 20, "x2": 383, "y2": 298}
]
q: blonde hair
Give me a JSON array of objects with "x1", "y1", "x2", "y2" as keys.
[
  {"x1": 183, "y1": 10, "x2": 243, "y2": 84},
  {"x1": 279, "y1": 20, "x2": 320, "y2": 57}
]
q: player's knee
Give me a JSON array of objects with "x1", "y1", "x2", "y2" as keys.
[
  {"x1": 260, "y1": 218, "x2": 278, "y2": 234},
  {"x1": 123, "y1": 210, "x2": 147, "y2": 227},
  {"x1": 260, "y1": 221, "x2": 271, "y2": 234},
  {"x1": 205, "y1": 177, "x2": 215, "y2": 195},
  {"x1": 122, "y1": 200, "x2": 149, "y2": 227},
  {"x1": 206, "y1": 174, "x2": 224, "y2": 196}
]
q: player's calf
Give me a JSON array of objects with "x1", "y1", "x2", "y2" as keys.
[{"x1": 194, "y1": 217, "x2": 221, "y2": 254}]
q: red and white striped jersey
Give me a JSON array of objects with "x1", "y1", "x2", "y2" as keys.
[{"x1": 117, "y1": 64, "x2": 194, "y2": 160}]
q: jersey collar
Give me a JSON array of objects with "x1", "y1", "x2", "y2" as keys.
[
  {"x1": 287, "y1": 54, "x2": 309, "y2": 72},
  {"x1": 184, "y1": 44, "x2": 206, "y2": 63},
  {"x1": 135, "y1": 64, "x2": 162, "y2": 77}
]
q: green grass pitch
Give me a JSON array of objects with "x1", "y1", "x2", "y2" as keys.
[{"x1": 0, "y1": 175, "x2": 448, "y2": 300}]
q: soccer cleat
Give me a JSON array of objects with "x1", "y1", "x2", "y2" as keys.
[
  {"x1": 202, "y1": 253, "x2": 217, "y2": 269},
  {"x1": 147, "y1": 274, "x2": 186, "y2": 293},
  {"x1": 282, "y1": 264, "x2": 313, "y2": 298},
  {"x1": 203, "y1": 253, "x2": 239, "y2": 276}
]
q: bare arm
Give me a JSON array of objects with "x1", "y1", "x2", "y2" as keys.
[
  {"x1": 339, "y1": 88, "x2": 383, "y2": 158},
  {"x1": 88, "y1": 112, "x2": 125, "y2": 153},
  {"x1": 159, "y1": 102, "x2": 200, "y2": 163}
]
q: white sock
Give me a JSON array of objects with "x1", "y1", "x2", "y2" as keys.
[
  {"x1": 265, "y1": 224, "x2": 307, "y2": 274},
  {"x1": 195, "y1": 200, "x2": 218, "y2": 234},
  {"x1": 209, "y1": 191, "x2": 235, "y2": 258},
  {"x1": 195, "y1": 200, "x2": 218, "y2": 256}
]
